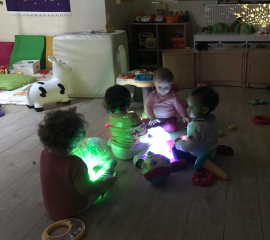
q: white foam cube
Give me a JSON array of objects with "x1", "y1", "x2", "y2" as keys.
[
  {"x1": 13, "y1": 60, "x2": 40, "y2": 75},
  {"x1": 53, "y1": 30, "x2": 129, "y2": 98}
]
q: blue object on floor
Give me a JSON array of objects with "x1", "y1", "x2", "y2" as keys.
[{"x1": 0, "y1": 110, "x2": 5, "y2": 117}]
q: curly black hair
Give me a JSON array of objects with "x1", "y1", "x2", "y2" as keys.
[
  {"x1": 191, "y1": 87, "x2": 219, "y2": 113},
  {"x1": 103, "y1": 85, "x2": 132, "y2": 113},
  {"x1": 153, "y1": 67, "x2": 174, "y2": 83},
  {"x1": 38, "y1": 109, "x2": 88, "y2": 154}
]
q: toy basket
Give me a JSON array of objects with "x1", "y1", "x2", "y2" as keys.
[
  {"x1": 171, "y1": 38, "x2": 185, "y2": 48},
  {"x1": 165, "y1": 15, "x2": 178, "y2": 23}
]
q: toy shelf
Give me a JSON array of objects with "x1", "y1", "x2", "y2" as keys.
[{"x1": 129, "y1": 22, "x2": 190, "y2": 70}]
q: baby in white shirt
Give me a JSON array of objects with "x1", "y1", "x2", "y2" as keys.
[{"x1": 173, "y1": 87, "x2": 219, "y2": 162}]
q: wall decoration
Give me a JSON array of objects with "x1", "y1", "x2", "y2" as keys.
[
  {"x1": 5, "y1": 0, "x2": 71, "y2": 16},
  {"x1": 206, "y1": 3, "x2": 270, "y2": 29}
]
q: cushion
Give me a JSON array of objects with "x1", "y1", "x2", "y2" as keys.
[
  {"x1": 46, "y1": 36, "x2": 54, "y2": 69},
  {"x1": 0, "y1": 74, "x2": 37, "y2": 91},
  {"x1": 0, "y1": 42, "x2": 14, "y2": 65},
  {"x1": 9, "y1": 35, "x2": 45, "y2": 70}
]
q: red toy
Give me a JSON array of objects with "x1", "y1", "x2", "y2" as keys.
[
  {"x1": 253, "y1": 115, "x2": 270, "y2": 125},
  {"x1": 118, "y1": 72, "x2": 136, "y2": 79},
  {"x1": 192, "y1": 171, "x2": 214, "y2": 186}
]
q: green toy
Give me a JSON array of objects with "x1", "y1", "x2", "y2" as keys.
[
  {"x1": 212, "y1": 22, "x2": 229, "y2": 34},
  {"x1": 202, "y1": 26, "x2": 213, "y2": 34},
  {"x1": 230, "y1": 17, "x2": 242, "y2": 33},
  {"x1": 250, "y1": 99, "x2": 268, "y2": 105},
  {"x1": 235, "y1": 23, "x2": 252, "y2": 34}
]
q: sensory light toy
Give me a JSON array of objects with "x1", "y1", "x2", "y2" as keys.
[{"x1": 71, "y1": 138, "x2": 114, "y2": 182}]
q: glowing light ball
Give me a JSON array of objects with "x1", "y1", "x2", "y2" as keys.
[
  {"x1": 142, "y1": 152, "x2": 171, "y2": 185},
  {"x1": 140, "y1": 127, "x2": 174, "y2": 161},
  {"x1": 71, "y1": 137, "x2": 114, "y2": 181}
]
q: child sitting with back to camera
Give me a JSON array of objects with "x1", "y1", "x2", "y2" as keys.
[
  {"x1": 104, "y1": 85, "x2": 149, "y2": 169},
  {"x1": 172, "y1": 87, "x2": 220, "y2": 163},
  {"x1": 38, "y1": 107, "x2": 117, "y2": 220},
  {"x1": 143, "y1": 67, "x2": 189, "y2": 132}
]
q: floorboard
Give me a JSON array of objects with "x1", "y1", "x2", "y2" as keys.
[{"x1": 0, "y1": 87, "x2": 269, "y2": 240}]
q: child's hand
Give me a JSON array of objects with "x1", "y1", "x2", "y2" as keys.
[
  {"x1": 182, "y1": 116, "x2": 189, "y2": 123},
  {"x1": 149, "y1": 119, "x2": 160, "y2": 126},
  {"x1": 103, "y1": 176, "x2": 117, "y2": 189}
]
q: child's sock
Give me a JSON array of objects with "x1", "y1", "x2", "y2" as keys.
[{"x1": 135, "y1": 159, "x2": 144, "y2": 169}]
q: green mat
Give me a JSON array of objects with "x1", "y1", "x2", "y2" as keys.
[
  {"x1": 10, "y1": 35, "x2": 46, "y2": 70},
  {"x1": 0, "y1": 74, "x2": 37, "y2": 91}
]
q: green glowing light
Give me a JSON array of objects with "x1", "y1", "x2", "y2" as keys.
[{"x1": 71, "y1": 138, "x2": 114, "y2": 182}]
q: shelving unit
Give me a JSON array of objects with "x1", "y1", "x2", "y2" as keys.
[{"x1": 130, "y1": 23, "x2": 190, "y2": 70}]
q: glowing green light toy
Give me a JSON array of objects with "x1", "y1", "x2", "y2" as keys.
[{"x1": 71, "y1": 138, "x2": 114, "y2": 182}]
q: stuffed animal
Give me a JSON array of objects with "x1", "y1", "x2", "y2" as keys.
[{"x1": 22, "y1": 56, "x2": 72, "y2": 111}]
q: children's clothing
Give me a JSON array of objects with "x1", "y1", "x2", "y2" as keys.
[
  {"x1": 145, "y1": 90, "x2": 186, "y2": 132},
  {"x1": 109, "y1": 111, "x2": 149, "y2": 165},
  {"x1": 40, "y1": 149, "x2": 101, "y2": 219},
  {"x1": 173, "y1": 114, "x2": 219, "y2": 160}
]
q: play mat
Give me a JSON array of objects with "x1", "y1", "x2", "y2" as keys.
[{"x1": 0, "y1": 72, "x2": 52, "y2": 105}]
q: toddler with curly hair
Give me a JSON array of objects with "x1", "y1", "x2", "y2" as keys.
[{"x1": 38, "y1": 107, "x2": 116, "y2": 219}]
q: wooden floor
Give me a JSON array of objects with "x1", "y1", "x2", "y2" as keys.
[{"x1": 0, "y1": 87, "x2": 270, "y2": 240}]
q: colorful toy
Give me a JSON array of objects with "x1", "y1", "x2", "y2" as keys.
[
  {"x1": 156, "y1": 2, "x2": 165, "y2": 15},
  {"x1": 165, "y1": 15, "x2": 178, "y2": 23},
  {"x1": 250, "y1": 99, "x2": 268, "y2": 105},
  {"x1": 71, "y1": 137, "x2": 115, "y2": 182},
  {"x1": 42, "y1": 218, "x2": 85, "y2": 240},
  {"x1": 134, "y1": 12, "x2": 144, "y2": 22},
  {"x1": 212, "y1": 22, "x2": 229, "y2": 34},
  {"x1": 145, "y1": 38, "x2": 157, "y2": 49},
  {"x1": 0, "y1": 64, "x2": 10, "y2": 74},
  {"x1": 136, "y1": 72, "x2": 154, "y2": 81},
  {"x1": 171, "y1": 33, "x2": 185, "y2": 48},
  {"x1": 194, "y1": 152, "x2": 228, "y2": 181},
  {"x1": 253, "y1": 115, "x2": 270, "y2": 125},
  {"x1": 140, "y1": 13, "x2": 153, "y2": 23},
  {"x1": 202, "y1": 26, "x2": 213, "y2": 34},
  {"x1": 142, "y1": 152, "x2": 172, "y2": 185},
  {"x1": 235, "y1": 23, "x2": 253, "y2": 34},
  {"x1": 118, "y1": 71, "x2": 136, "y2": 79},
  {"x1": 230, "y1": 17, "x2": 242, "y2": 33},
  {"x1": 228, "y1": 124, "x2": 238, "y2": 130},
  {"x1": 22, "y1": 56, "x2": 72, "y2": 111},
  {"x1": 178, "y1": 11, "x2": 184, "y2": 22},
  {"x1": 138, "y1": 32, "x2": 155, "y2": 47},
  {"x1": 154, "y1": 14, "x2": 165, "y2": 23},
  {"x1": 192, "y1": 171, "x2": 214, "y2": 186}
]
